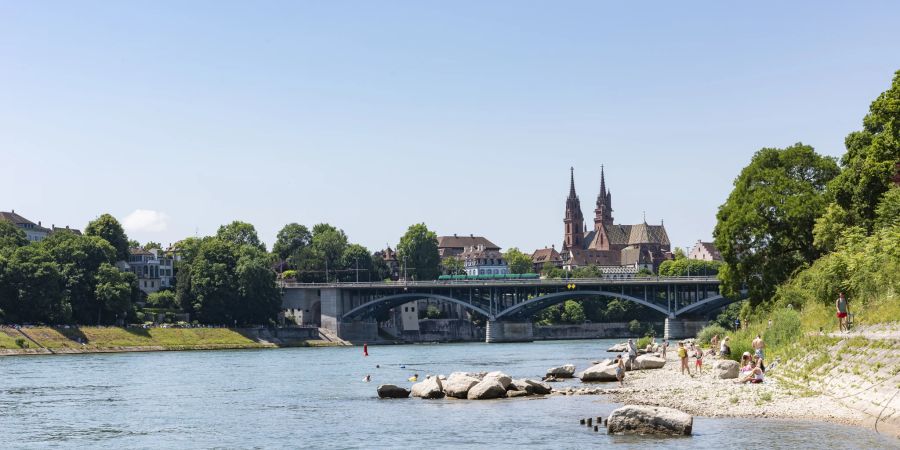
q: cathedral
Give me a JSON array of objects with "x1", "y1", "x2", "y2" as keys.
[{"x1": 561, "y1": 167, "x2": 672, "y2": 274}]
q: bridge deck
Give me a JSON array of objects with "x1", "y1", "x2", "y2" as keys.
[{"x1": 279, "y1": 276, "x2": 719, "y2": 290}]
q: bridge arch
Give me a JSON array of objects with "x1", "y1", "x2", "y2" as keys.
[
  {"x1": 494, "y1": 290, "x2": 670, "y2": 320},
  {"x1": 341, "y1": 293, "x2": 492, "y2": 321},
  {"x1": 673, "y1": 289, "x2": 748, "y2": 317}
]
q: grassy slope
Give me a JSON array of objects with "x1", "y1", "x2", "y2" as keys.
[
  {"x1": 0, "y1": 329, "x2": 26, "y2": 349},
  {"x1": 1, "y1": 327, "x2": 277, "y2": 351}
]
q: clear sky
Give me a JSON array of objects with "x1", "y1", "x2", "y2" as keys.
[{"x1": 2, "y1": 1, "x2": 898, "y2": 254}]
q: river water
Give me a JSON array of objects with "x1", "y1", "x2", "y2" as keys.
[{"x1": 0, "y1": 339, "x2": 894, "y2": 449}]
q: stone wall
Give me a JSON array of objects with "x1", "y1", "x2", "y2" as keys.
[
  {"x1": 398, "y1": 319, "x2": 485, "y2": 342},
  {"x1": 533, "y1": 322, "x2": 661, "y2": 340}
]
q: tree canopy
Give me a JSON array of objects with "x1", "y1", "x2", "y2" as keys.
[
  {"x1": 504, "y1": 247, "x2": 533, "y2": 274},
  {"x1": 714, "y1": 143, "x2": 839, "y2": 305},
  {"x1": 272, "y1": 223, "x2": 311, "y2": 262},
  {"x1": 396, "y1": 223, "x2": 440, "y2": 280},
  {"x1": 217, "y1": 221, "x2": 266, "y2": 251},
  {"x1": 85, "y1": 214, "x2": 130, "y2": 261}
]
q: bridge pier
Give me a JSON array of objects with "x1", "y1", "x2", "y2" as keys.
[
  {"x1": 664, "y1": 318, "x2": 708, "y2": 340},
  {"x1": 485, "y1": 321, "x2": 534, "y2": 343}
]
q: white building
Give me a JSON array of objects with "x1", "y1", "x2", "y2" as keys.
[
  {"x1": 462, "y1": 244, "x2": 509, "y2": 276},
  {"x1": 0, "y1": 210, "x2": 51, "y2": 242},
  {"x1": 688, "y1": 240, "x2": 722, "y2": 261},
  {"x1": 127, "y1": 248, "x2": 176, "y2": 294}
]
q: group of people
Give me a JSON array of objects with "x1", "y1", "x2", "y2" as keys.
[{"x1": 676, "y1": 341, "x2": 705, "y2": 376}]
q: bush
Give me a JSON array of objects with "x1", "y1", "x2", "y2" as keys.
[
  {"x1": 15, "y1": 338, "x2": 28, "y2": 349},
  {"x1": 425, "y1": 305, "x2": 442, "y2": 319},
  {"x1": 628, "y1": 319, "x2": 642, "y2": 335},
  {"x1": 696, "y1": 324, "x2": 729, "y2": 348},
  {"x1": 147, "y1": 290, "x2": 178, "y2": 309},
  {"x1": 282, "y1": 270, "x2": 298, "y2": 280},
  {"x1": 636, "y1": 336, "x2": 652, "y2": 349},
  {"x1": 763, "y1": 307, "x2": 801, "y2": 351}
]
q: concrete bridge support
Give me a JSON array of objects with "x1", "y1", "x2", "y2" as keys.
[
  {"x1": 485, "y1": 321, "x2": 534, "y2": 343},
  {"x1": 664, "y1": 318, "x2": 708, "y2": 340}
]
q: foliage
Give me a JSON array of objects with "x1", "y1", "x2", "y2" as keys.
[
  {"x1": 143, "y1": 241, "x2": 162, "y2": 251},
  {"x1": 560, "y1": 300, "x2": 585, "y2": 323},
  {"x1": 658, "y1": 259, "x2": 721, "y2": 277},
  {"x1": 217, "y1": 221, "x2": 265, "y2": 251},
  {"x1": 571, "y1": 265, "x2": 602, "y2": 278},
  {"x1": 714, "y1": 143, "x2": 839, "y2": 306},
  {"x1": 396, "y1": 223, "x2": 440, "y2": 280},
  {"x1": 281, "y1": 269, "x2": 298, "y2": 280},
  {"x1": 94, "y1": 262, "x2": 137, "y2": 322},
  {"x1": 147, "y1": 290, "x2": 178, "y2": 309},
  {"x1": 711, "y1": 301, "x2": 744, "y2": 329},
  {"x1": 272, "y1": 223, "x2": 311, "y2": 263},
  {"x1": 0, "y1": 221, "x2": 28, "y2": 252},
  {"x1": 441, "y1": 256, "x2": 464, "y2": 275},
  {"x1": 763, "y1": 307, "x2": 802, "y2": 351},
  {"x1": 673, "y1": 247, "x2": 686, "y2": 260},
  {"x1": 41, "y1": 233, "x2": 118, "y2": 324},
  {"x1": 696, "y1": 324, "x2": 729, "y2": 348},
  {"x1": 340, "y1": 244, "x2": 373, "y2": 281},
  {"x1": 827, "y1": 70, "x2": 900, "y2": 232},
  {"x1": 425, "y1": 305, "x2": 442, "y2": 319},
  {"x1": 628, "y1": 319, "x2": 642, "y2": 335},
  {"x1": 85, "y1": 213, "x2": 130, "y2": 261},
  {"x1": 371, "y1": 253, "x2": 392, "y2": 281},
  {"x1": 0, "y1": 245, "x2": 69, "y2": 323},
  {"x1": 504, "y1": 248, "x2": 533, "y2": 275},
  {"x1": 637, "y1": 336, "x2": 652, "y2": 349},
  {"x1": 874, "y1": 187, "x2": 900, "y2": 230},
  {"x1": 305, "y1": 223, "x2": 349, "y2": 281}
]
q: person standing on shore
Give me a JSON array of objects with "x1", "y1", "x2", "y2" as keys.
[
  {"x1": 694, "y1": 344, "x2": 703, "y2": 374},
  {"x1": 836, "y1": 292, "x2": 850, "y2": 332},
  {"x1": 661, "y1": 340, "x2": 669, "y2": 359},
  {"x1": 627, "y1": 339, "x2": 638, "y2": 369},
  {"x1": 710, "y1": 334, "x2": 719, "y2": 357},
  {"x1": 615, "y1": 355, "x2": 625, "y2": 387},
  {"x1": 677, "y1": 342, "x2": 691, "y2": 375},
  {"x1": 752, "y1": 334, "x2": 766, "y2": 370}
]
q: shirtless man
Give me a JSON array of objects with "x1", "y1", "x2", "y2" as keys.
[{"x1": 836, "y1": 292, "x2": 850, "y2": 332}]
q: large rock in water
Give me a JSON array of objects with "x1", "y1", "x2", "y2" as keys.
[
  {"x1": 546, "y1": 364, "x2": 576, "y2": 378},
  {"x1": 411, "y1": 376, "x2": 445, "y2": 399},
  {"x1": 483, "y1": 371, "x2": 512, "y2": 390},
  {"x1": 377, "y1": 384, "x2": 410, "y2": 399},
  {"x1": 467, "y1": 379, "x2": 507, "y2": 400},
  {"x1": 608, "y1": 343, "x2": 628, "y2": 352},
  {"x1": 509, "y1": 379, "x2": 535, "y2": 394},
  {"x1": 635, "y1": 355, "x2": 666, "y2": 370},
  {"x1": 523, "y1": 379, "x2": 553, "y2": 395},
  {"x1": 580, "y1": 363, "x2": 619, "y2": 382},
  {"x1": 606, "y1": 405, "x2": 693, "y2": 436},
  {"x1": 715, "y1": 360, "x2": 739, "y2": 379},
  {"x1": 443, "y1": 373, "x2": 481, "y2": 398}
]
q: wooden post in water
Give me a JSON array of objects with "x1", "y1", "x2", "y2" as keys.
[
  {"x1": 579, "y1": 418, "x2": 585, "y2": 425},
  {"x1": 586, "y1": 417, "x2": 592, "y2": 427}
]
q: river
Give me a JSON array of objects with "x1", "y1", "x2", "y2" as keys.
[{"x1": 0, "y1": 339, "x2": 894, "y2": 449}]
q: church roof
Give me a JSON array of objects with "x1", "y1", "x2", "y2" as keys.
[
  {"x1": 627, "y1": 223, "x2": 670, "y2": 246},
  {"x1": 531, "y1": 247, "x2": 561, "y2": 263}
]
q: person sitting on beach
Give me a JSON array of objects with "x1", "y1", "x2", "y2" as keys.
[
  {"x1": 615, "y1": 355, "x2": 625, "y2": 387},
  {"x1": 710, "y1": 334, "x2": 719, "y2": 355},
  {"x1": 735, "y1": 356, "x2": 765, "y2": 384},
  {"x1": 720, "y1": 336, "x2": 731, "y2": 357}
]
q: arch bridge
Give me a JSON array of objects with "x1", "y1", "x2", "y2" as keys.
[{"x1": 280, "y1": 276, "x2": 744, "y2": 343}]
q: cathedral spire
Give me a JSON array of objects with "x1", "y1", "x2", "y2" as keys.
[
  {"x1": 568, "y1": 166, "x2": 576, "y2": 198},
  {"x1": 563, "y1": 166, "x2": 584, "y2": 250},
  {"x1": 599, "y1": 164, "x2": 606, "y2": 197},
  {"x1": 594, "y1": 165, "x2": 614, "y2": 229}
]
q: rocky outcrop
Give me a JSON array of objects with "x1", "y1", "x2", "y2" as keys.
[
  {"x1": 635, "y1": 354, "x2": 666, "y2": 370},
  {"x1": 608, "y1": 343, "x2": 628, "y2": 352},
  {"x1": 377, "y1": 384, "x2": 410, "y2": 399},
  {"x1": 483, "y1": 371, "x2": 512, "y2": 390},
  {"x1": 509, "y1": 379, "x2": 534, "y2": 394},
  {"x1": 606, "y1": 405, "x2": 693, "y2": 436},
  {"x1": 580, "y1": 363, "x2": 619, "y2": 382},
  {"x1": 411, "y1": 376, "x2": 444, "y2": 399},
  {"x1": 523, "y1": 379, "x2": 553, "y2": 395},
  {"x1": 506, "y1": 389, "x2": 530, "y2": 398},
  {"x1": 546, "y1": 364, "x2": 576, "y2": 378},
  {"x1": 715, "y1": 360, "x2": 739, "y2": 379},
  {"x1": 467, "y1": 379, "x2": 507, "y2": 400},
  {"x1": 443, "y1": 373, "x2": 482, "y2": 398}
]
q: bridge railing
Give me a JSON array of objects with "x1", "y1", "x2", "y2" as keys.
[{"x1": 279, "y1": 276, "x2": 719, "y2": 289}]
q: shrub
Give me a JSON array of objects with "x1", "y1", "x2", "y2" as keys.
[
  {"x1": 425, "y1": 305, "x2": 442, "y2": 319},
  {"x1": 764, "y1": 307, "x2": 802, "y2": 351},
  {"x1": 147, "y1": 290, "x2": 178, "y2": 309},
  {"x1": 628, "y1": 319, "x2": 642, "y2": 335},
  {"x1": 636, "y1": 336, "x2": 652, "y2": 349},
  {"x1": 15, "y1": 338, "x2": 28, "y2": 349},
  {"x1": 282, "y1": 270, "x2": 298, "y2": 280},
  {"x1": 696, "y1": 324, "x2": 729, "y2": 348}
]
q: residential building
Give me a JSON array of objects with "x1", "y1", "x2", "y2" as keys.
[
  {"x1": 688, "y1": 240, "x2": 722, "y2": 261},
  {"x1": 560, "y1": 167, "x2": 672, "y2": 273},
  {"x1": 437, "y1": 234, "x2": 500, "y2": 259},
  {"x1": 374, "y1": 246, "x2": 400, "y2": 280},
  {"x1": 531, "y1": 246, "x2": 562, "y2": 272},
  {"x1": 127, "y1": 247, "x2": 176, "y2": 294},
  {"x1": 461, "y1": 244, "x2": 509, "y2": 276},
  {"x1": 0, "y1": 210, "x2": 50, "y2": 242}
]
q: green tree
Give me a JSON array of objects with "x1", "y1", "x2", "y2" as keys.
[
  {"x1": 94, "y1": 262, "x2": 136, "y2": 324},
  {"x1": 341, "y1": 244, "x2": 373, "y2": 282},
  {"x1": 658, "y1": 259, "x2": 721, "y2": 276},
  {"x1": 828, "y1": 71, "x2": 900, "y2": 232},
  {"x1": 441, "y1": 256, "x2": 464, "y2": 275},
  {"x1": 147, "y1": 290, "x2": 178, "y2": 309},
  {"x1": 0, "y1": 221, "x2": 28, "y2": 252},
  {"x1": 40, "y1": 233, "x2": 117, "y2": 323},
  {"x1": 0, "y1": 245, "x2": 69, "y2": 323},
  {"x1": 504, "y1": 247, "x2": 533, "y2": 274},
  {"x1": 272, "y1": 223, "x2": 311, "y2": 263},
  {"x1": 234, "y1": 246, "x2": 280, "y2": 325},
  {"x1": 560, "y1": 300, "x2": 586, "y2": 323},
  {"x1": 217, "y1": 221, "x2": 265, "y2": 251},
  {"x1": 396, "y1": 223, "x2": 440, "y2": 280},
  {"x1": 371, "y1": 253, "x2": 392, "y2": 281},
  {"x1": 425, "y1": 304, "x2": 443, "y2": 319},
  {"x1": 572, "y1": 265, "x2": 602, "y2": 278},
  {"x1": 673, "y1": 247, "x2": 687, "y2": 260},
  {"x1": 628, "y1": 319, "x2": 642, "y2": 335},
  {"x1": 85, "y1": 213, "x2": 130, "y2": 261},
  {"x1": 714, "y1": 143, "x2": 839, "y2": 305},
  {"x1": 875, "y1": 187, "x2": 900, "y2": 229},
  {"x1": 189, "y1": 238, "x2": 240, "y2": 324},
  {"x1": 305, "y1": 223, "x2": 349, "y2": 281},
  {"x1": 143, "y1": 241, "x2": 162, "y2": 251}
]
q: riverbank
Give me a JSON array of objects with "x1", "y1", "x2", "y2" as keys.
[
  {"x1": 0, "y1": 326, "x2": 344, "y2": 356},
  {"x1": 601, "y1": 325, "x2": 899, "y2": 439}
]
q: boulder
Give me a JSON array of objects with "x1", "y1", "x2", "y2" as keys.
[
  {"x1": 377, "y1": 384, "x2": 410, "y2": 399},
  {"x1": 506, "y1": 389, "x2": 531, "y2": 398},
  {"x1": 443, "y1": 373, "x2": 481, "y2": 398},
  {"x1": 715, "y1": 359, "x2": 739, "y2": 379},
  {"x1": 635, "y1": 355, "x2": 666, "y2": 370},
  {"x1": 546, "y1": 364, "x2": 576, "y2": 378},
  {"x1": 523, "y1": 379, "x2": 553, "y2": 395},
  {"x1": 606, "y1": 405, "x2": 693, "y2": 436},
  {"x1": 483, "y1": 371, "x2": 512, "y2": 390},
  {"x1": 411, "y1": 376, "x2": 445, "y2": 399},
  {"x1": 467, "y1": 379, "x2": 507, "y2": 400},
  {"x1": 509, "y1": 379, "x2": 534, "y2": 394},
  {"x1": 608, "y1": 343, "x2": 628, "y2": 352},
  {"x1": 580, "y1": 363, "x2": 619, "y2": 382}
]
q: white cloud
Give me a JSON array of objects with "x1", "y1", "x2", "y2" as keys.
[{"x1": 122, "y1": 209, "x2": 170, "y2": 233}]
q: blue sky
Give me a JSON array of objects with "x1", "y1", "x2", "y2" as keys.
[{"x1": 2, "y1": 1, "x2": 898, "y2": 253}]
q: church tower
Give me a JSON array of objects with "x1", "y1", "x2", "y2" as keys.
[
  {"x1": 563, "y1": 167, "x2": 585, "y2": 250},
  {"x1": 594, "y1": 165, "x2": 614, "y2": 229}
]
